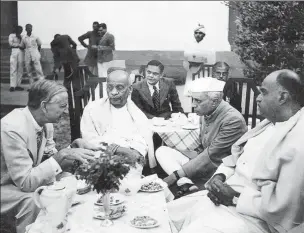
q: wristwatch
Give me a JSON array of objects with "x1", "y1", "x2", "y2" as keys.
[{"x1": 173, "y1": 170, "x2": 180, "y2": 180}]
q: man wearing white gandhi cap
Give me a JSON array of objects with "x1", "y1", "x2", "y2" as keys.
[
  {"x1": 156, "y1": 77, "x2": 247, "y2": 196},
  {"x1": 182, "y1": 24, "x2": 216, "y2": 112}
]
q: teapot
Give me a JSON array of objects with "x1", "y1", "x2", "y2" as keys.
[{"x1": 33, "y1": 175, "x2": 77, "y2": 232}]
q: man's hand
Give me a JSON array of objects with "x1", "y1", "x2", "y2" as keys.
[
  {"x1": 53, "y1": 148, "x2": 96, "y2": 166},
  {"x1": 71, "y1": 138, "x2": 106, "y2": 151},
  {"x1": 206, "y1": 174, "x2": 239, "y2": 206},
  {"x1": 213, "y1": 182, "x2": 239, "y2": 206},
  {"x1": 115, "y1": 146, "x2": 142, "y2": 165},
  {"x1": 163, "y1": 173, "x2": 178, "y2": 187},
  {"x1": 205, "y1": 174, "x2": 226, "y2": 192}
]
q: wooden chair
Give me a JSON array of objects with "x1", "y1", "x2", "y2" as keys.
[
  {"x1": 67, "y1": 65, "x2": 107, "y2": 140},
  {"x1": 192, "y1": 64, "x2": 213, "y2": 81},
  {"x1": 225, "y1": 77, "x2": 264, "y2": 128},
  {"x1": 133, "y1": 74, "x2": 144, "y2": 84}
]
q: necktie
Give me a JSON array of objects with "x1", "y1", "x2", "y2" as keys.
[
  {"x1": 36, "y1": 130, "x2": 44, "y2": 153},
  {"x1": 152, "y1": 85, "x2": 160, "y2": 110}
]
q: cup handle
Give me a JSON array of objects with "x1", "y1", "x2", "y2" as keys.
[{"x1": 33, "y1": 186, "x2": 47, "y2": 208}]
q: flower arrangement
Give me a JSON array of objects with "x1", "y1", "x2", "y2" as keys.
[{"x1": 75, "y1": 146, "x2": 137, "y2": 194}]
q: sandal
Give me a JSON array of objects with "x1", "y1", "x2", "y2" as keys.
[{"x1": 175, "y1": 183, "x2": 199, "y2": 199}]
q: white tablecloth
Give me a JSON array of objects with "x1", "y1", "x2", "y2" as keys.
[{"x1": 67, "y1": 190, "x2": 172, "y2": 233}]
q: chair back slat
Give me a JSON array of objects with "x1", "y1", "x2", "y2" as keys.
[
  {"x1": 66, "y1": 65, "x2": 107, "y2": 140},
  {"x1": 227, "y1": 78, "x2": 264, "y2": 129},
  {"x1": 244, "y1": 83, "x2": 252, "y2": 125}
]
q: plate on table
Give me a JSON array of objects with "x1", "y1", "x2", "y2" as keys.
[
  {"x1": 140, "y1": 181, "x2": 164, "y2": 192},
  {"x1": 94, "y1": 193, "x2": 125, "y2": 206},
  {"x1": 182, "y1": 124, "x2": 199, "y2": 130},
  {"x1": 93, "y1": 205, "x2": 127, "y2": 220},
  {"x1": 130, "y1": 216, "x2": 160, "y2": 229}
]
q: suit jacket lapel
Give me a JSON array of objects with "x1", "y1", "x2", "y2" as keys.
[
  {"x1": 23, "y1": 108, "x2": 38, "y2": 165},
  {"x1": 140, "y1": 81, "x2": 154, "y2": 107},
  {"x1": 36, "y1": 128, "x2": 47, "y2": 165},
  {"x1": 99, "y1": 33, "x2": 108, "y2": 45},
  {"x1": 159, "y1": 79, "x2": 169, "y2": 107}
]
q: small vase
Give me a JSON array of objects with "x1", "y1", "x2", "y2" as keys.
[{"x1": 100, "y1": 191, "x2": 113, "y2": 227}]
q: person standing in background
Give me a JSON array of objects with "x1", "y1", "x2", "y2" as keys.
[
  {"x1": 50, "y1": 34, "x2": 62, "y2": 78},
  {"x1": 78, "y1": 21, "x2": 101, "y2": 75},
  {"x1": 8, "y1": 25, "x2": 25, "y2": 92},
  {"x1": 20, "y1": 24, "x2": 44, "y2": 87},
  {"x1": 92, "y1": 23, "x2": 115, "y2": 78},
  {"x1": 182, "y1": 24, "x2": 215, "y2": 112}
]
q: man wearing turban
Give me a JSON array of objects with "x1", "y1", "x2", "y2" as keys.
[{"x1": 182, "y1": 24, "x2": 216, "y2": 112}]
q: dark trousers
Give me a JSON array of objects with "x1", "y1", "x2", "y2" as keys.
[{"x1": 62, "y1": 62, "x2": 81, "y2": 142}]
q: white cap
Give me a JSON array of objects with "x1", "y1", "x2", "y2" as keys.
[
  {"x1": 185, "y1": 77, "x2": 226, "y2": 96},
  {"x1": 194, "y1": 24, "x2": 206, "y2": 34}
]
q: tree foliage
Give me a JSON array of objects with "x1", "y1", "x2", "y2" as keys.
[{"x1": 227, "y1": 1, "x2": 304, "y2": 83}]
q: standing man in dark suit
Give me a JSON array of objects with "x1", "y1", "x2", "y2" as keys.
[
  {"x1": 132, "y1": 60, "x2": 184, "y2": 119},
  {"x1": 78, "y1": 21, "x2": 101, "y2": 75},
  {"x1": 50, "y1": 34, "x2": 80, "y2": 90},
  {"x1": 50, "y1": 34, "x2": 80, "y2": 140},
  {"x1": 91, "y1": 23, "x2": 115, "y2": 78}
]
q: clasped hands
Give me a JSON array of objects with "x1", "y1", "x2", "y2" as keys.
[{"x1": 205, "y1": 174, "x2": 239, "y2": 207}]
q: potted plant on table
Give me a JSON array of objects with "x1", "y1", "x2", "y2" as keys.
[{"x1": 75, "y1": 145, "x2": 137, "y2": 227}]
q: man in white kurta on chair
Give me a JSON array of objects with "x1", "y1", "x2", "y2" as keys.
[
  {"x1": 80, "y1": 67, "x2": 156, "y2": 174},
  {"x1": 168, "y1": 69, "x2": 304, "y2": 233}
]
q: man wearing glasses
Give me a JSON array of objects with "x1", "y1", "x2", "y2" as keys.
[
  {"x1": 212, "y1": 61, "x2": 242, "y2": 112},
  {"x1": 131, "y1": 60, "x2": 184, "y2": 119}
]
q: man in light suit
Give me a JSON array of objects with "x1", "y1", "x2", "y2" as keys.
[
  {"x1": 131, "y1": 60, "x2": 184, "y2": 120},
  {"x1": 1, "y1": 80, "x2": 101, "y2": 233},
  {"x1": 91, "y1": 23, "x2": 115, "y2": 78}
]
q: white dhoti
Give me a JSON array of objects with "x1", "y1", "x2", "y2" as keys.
[
  {"x1": 10, "y1": 48, "x2": 24, "y2": 88},
  {"x1": 97, "y1": 61, "x2": 112, "y2": 78},
  {"x1": 24, "y1": 49, "x2": 44, "y2": 84},
  {"x1": 168, "y1": 190, "x2": 269, "y2": 233},
  {"x1": 155, "y1": 146, "x2": 189, "y2": 175}
]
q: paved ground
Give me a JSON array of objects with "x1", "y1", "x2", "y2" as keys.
[
  {"x1": 1, "y1": 83, "x2": 30, "y2": 106},
  {"x1": 1, "y1": 79, "x2": 64, "y2": 106}
]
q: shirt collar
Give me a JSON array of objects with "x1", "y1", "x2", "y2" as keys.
[
  {"x1": 147, "y1": 81, "x2": 160, "y2": 91},
  {"x1": 24, "y1": 107, "x2": 43, "y2": 132},
  {"x1": 24, "y1": 34, "x2": 34, "y2": 38}
]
